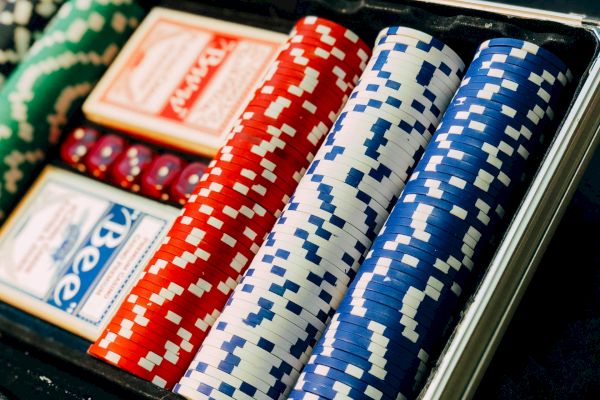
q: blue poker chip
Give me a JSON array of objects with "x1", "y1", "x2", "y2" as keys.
[
  {"x1": 412, "y1": 161, "x2": 506, "y2": 199},
  {"x1": 467, "y1": 57, "x2": 563, "y2": 96},
  {"x1": 402, "y1": 179, "x2": 502, "y2": 223},
  {"x1": 190, "y1": 362, "x2": 268, "y2": 399},
  {"x1": 430, "y1": 134, "x2": 527, "y2": 170},
  {"x1": 480, "y1": 38, "x2": 569, "y2": 73},
  {"x1": 305, "y1": 351, "x2": 401, "y2": 398},
  {"x1": 465, "y1": 64, "x2": 561, "y2": 104},
  {"x1": 456, "y1": 75, "x2": 554, "y2": 118},
  {"x1": 404, "y1": 175, "x2": 506, "y2": 218},
  {"x1": 291, "y1": 378, "x2": 364, "y2": 400},
  {"x1": 384, "y1": 201, "x2": 487, "y2": 246},
  {"x1": 398, "y1": 192, "x2": 495, "y2": 233},
  {"x1": 338, "y1": 302, "x2": 439, "y2": 352},
  {"x1": 474, "y1": 46, "x2": 571, "y2": 85},
  {"x1": 332, "y1": 313, "x2": 431, "y2": 360},
  {"x1": 382, "y1": 209, "x2": 484, "y2": 249},
  {"x1": 366, "y1": 238, "x2": 473, "y2": 288},
  {"x1": 297, "y1": 371, "x2": 391, "y2": 400},
  {"x1": 321, "y1": 326, "x2": 427, "y2": 371},
  {"x1": 318, "y1": 335, "x2": 418, "y2": 377},
  {"x1": 348, "y1": 284, "x2": 439, "y2": 326},
  {"x1": 351, "y1": 275, "x2": 459, "y2": 323},
  {"x1": 418, "y1": 149, "x2": 514, "y2": 189},
  {"x1": 441, "y1": 108, "x2": 538, "y2": 149},
  {"x1": 450, "y1": 93, "x2": 548, "y2": 130},
  {"x1": 375, "y1": 224, "x2": 478, "y2": 261},
  {"x1": 454, "y1": 82, "x2": 554, "y2": 121},
  {"x1": 434, "y1": 119, "x2": 534, "y2": 156},
  {"x1": 414, "y1": 147, "x2": 518, "y2": 188}
]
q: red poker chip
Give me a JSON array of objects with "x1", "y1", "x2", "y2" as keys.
[
  {"x1": 234, "y1": 117, "x2": 327, "y2": 152},
  {"x1": 200, "y1": 171, "x2": 290, "y2": 216},
  {"x1": 88, "y1": 343, "x2": 182, "y2": 388},
  {"x1": 179, "y1": 202, "x2": 271, "y2": 245},
  {"x1": 249, "y1": 92, "x2": 339, "y2": 125},
  {"x1": 215, "y1": 138, "x2": 313, "y2": 178},
  {"x1": 126, "y1": 285, "x2": 226, "y2": 334},
  {"x1": 135, "y1": 279, "x2": 200, "y2": 311},
  {"x1": 140, "y1": 267, "x2": 235, "y2": 304},
  {"x1": 274, "y1": 53, "x2": 361, "y2": 89},
  {"x1": 105, "y1": 321, "x2": 184, "y2": 358},
  {"x1": 154, "y1": 243, "x2": 251, "y2": 283},
  {"x1": 267, "y1": 62, "x2": 354, "y2": 92},
  {"x1": 236, "y1": 105, "x2": 330, "y2": 136},
  {"x1": 115, "y1": 296, "x2": 214, "y2": 346},
  {"x1": 143, "y1": 249, "x2": 239, "y2": 292},
  {"x1": 294, "y1": 16, "x2": 371, "y2": 55},
  {"x1": 290, "y1": 35, "x2": 368, "y2": 74},
  {"x1": 95, "y1": 330, "x2": 181, "y2": 368},
  {"x1": 209, "y1": 149, "x2": 304, "y2": 193},
  {"x1": 202, "y1": 161, "x2": 294, "y2": 206},
  {"x1": 130, "y1": 282, "x2": 229, "y2": 327},
  {"x1": 241, "y1": 106, "x2": 329, "y2": 140},
  {"x1": 289, "y1": 28, "x2": 362, "y2": 56},
  {"x1": 229, "y1": 123, "x2": 316, "y2": 164},
  {"x1": 219, "y1": 134, "x2": 304, "y2": 164},
  {"x1": 256, "y1": 77, "x2": 347, "y2": 110},
  {"x1": 276, "y1": 43, "x2": 363, "y2": 78},
  {"x1": 245, "y1": 97, "x2": 337, "y2": 126},
  {"x1": 126, "y1": 285, "x2": 202, "y2": 319},
  {"x1": 207, "y1": 157, "x2": 299, "y2": 196},
  {"x1": 107, "y1": 315, "x2": 184, "y2": 350},
  {"x1": 107, "y1": 311, "x2": 202, "y2": 352},
  {"x1": 217, "y1": 135, "x2": 300, "y2": 169},
  {"x1": 189, "y1": 187, "x2": 277, "y2": 231},
  {"x1": 288, "y1": 31, "x2": 369, "y2": 69}
]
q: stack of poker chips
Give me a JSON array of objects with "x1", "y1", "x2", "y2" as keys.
[
  {"x1": 0, "y1": 0, "x2": 65, "y2": 85},
  {"x1": 291, "y1": 38, "x2": 571, "y2": 399},
  {"x1": 175, "y1": 28, "x2": 464, "y2": 400},
  {"x1": 0, "y1": 0, "x2": 144, "y2": 220},
  {"x1": 89, "y1": 16, "x2": 370, "y2": 389},
  {"x1": 60, "y1": 126, "x2": 208, "y2": 204}
]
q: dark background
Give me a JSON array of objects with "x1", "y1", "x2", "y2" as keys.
[{"x1": 1, "y1": 1, "x2": 600, "y2": 399}]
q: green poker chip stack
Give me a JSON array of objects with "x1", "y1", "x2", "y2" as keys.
[
  {"x1": 0, "y1": 0, "x2": 66, "y2": 86},
  {"x1": 0, "y1": 0, "x2": 145, "y2": 220}
]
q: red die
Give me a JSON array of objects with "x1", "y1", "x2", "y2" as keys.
[
  {"x1": 110, "y1": 144, "x2": 155, "y2": 192},
  {"x1": 141, "y1": 154, "x2": 185, "y2": 201},
  {"x1": 84, "y1": 134, "x2": 126, "y2": 180},
  {"x1": 170, "y1": 162, "x2": 207, "y2": 205},
  {"x1": 60, "y1": 126, "x2": 100, "y2": 172}
]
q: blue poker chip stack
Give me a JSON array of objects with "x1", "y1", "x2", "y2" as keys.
[
  {"x1": 290, "y1": 38, "x2": 571, "y2": 399},
  {"x1": 176, "y1": 27, "x2": 464, "y2": 400}
]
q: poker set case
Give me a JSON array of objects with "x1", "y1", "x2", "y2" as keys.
[{"x1": 1, "y1": 0, "x2": 600, "y2": 399}]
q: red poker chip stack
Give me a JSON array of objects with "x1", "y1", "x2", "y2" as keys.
[{"x1": 88, "y1": 16, "x2": 370, "y2": 389}]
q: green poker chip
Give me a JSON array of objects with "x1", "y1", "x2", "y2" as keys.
[
  {"x1": 0, "y1": 0, "x2": 66, "y2": 86},
  {"x1": 0, "y1": 0, "x2": 145, "y2": 220}
]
